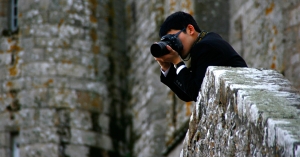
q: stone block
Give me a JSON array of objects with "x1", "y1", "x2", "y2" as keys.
[
  {"x1": 0, "y1": 37, "x2": 11, "y2": 52},
  {"x1": 18, "y1": 0, "x2": 33, "y2": 13},
  {"x1": 34, "y1": 37, "x2": 71, "y2": 48},
  {"x1": 0, "y1": 67, "x2": 8, "y2": 81},
  {"x1": 58, "y1": 25, "x2": 83, "y2": 39},
  {"x1": 20, "y1": 38, "x2": 34, "y2": 53},
  {"x1": 21, "y1": 62, "x2": 57, "y2": 76},
  {"x1": 14, "y1": 107, "x2": 57, "y2": 128},
  {"x1": 0, "y1": 148, "x2": 9, "y2": 157},
  {"x1": 39, "y1": 109, "x2": 57, "y2": 127},
  {"x1": 0, "y1": 53, "x2": 11, "y2": 66},
  {"x1": 64, "y1": 145, "x2": 89, "y2": 157},
  {"x1": 71, "y1": 39, "x2": 92, "y2": 52},
  {"x1": 19, "y1": 143, "x2": 59, "y2": 157},
  {"x1": 44, "y1": 48, "x2": 95, "y2": 67},
  {"x1": 0, "y1": 111, "x2": 20, "y2": 132},
  {"x1": 0, "y1": 132, "x2": 9, "y2": 147},
  {"x1": 70, "y1": 128, "x2": 113, "y2": 151},
  {"x1": 21, "y1": 61, "x2": 96, "y2": 78},
  {"x1": 3, "y1": 78, "x2": 28, "y2": 92},
  {"x1": 56, "y1": 63, "x2": 95, "y2": 78},
  {"x1": 0, "y1": 93, "x2": 13, "y2": 112},
  {"x1": 180, "y1": 66, "x2": 300, "y2": 156},
  {"x1": 21, "y1": 48, "x2": 45, "y2": 64},
  {"x1": 47, "y1": 88, "x2": 77, "y2": 109},
  {"x1": 289, "y1": 5, "x2": 300, "y2": 27},
  {"x1": 17, "y1": 88, "x2": 48, "y2": 108},
  {"x1": 70, "y1": 109, "x2": 92, "y2": 130},
  {"x1": 17, "y1": 81, "x2": 106, "y2": 111},
  {"x1": 19, "y1": 127, "x2": 59, "y2": 145},
  {"x1": 32, "y1": 0, "x2": 51, "y2": 10},
  {"x1": 19, "y1": 109, "x2": 37, "y2": 127},
  {"x1": 75, "y1": 90, "x2": 104, "y2": 112},
  {"x1": 48, "y1": 11, "x2": 65, "y2": 24},
  {"x1": 98, "y1": 114, "x2": 110, "y2": 134}
]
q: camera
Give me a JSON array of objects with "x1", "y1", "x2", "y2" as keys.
[{"x1": 150, "y1": 33, "x2": 183, "y2": 57}]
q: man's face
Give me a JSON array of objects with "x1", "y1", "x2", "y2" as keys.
[{"x1": 167, "y1": 28, "x2": 194, "y2": 59}]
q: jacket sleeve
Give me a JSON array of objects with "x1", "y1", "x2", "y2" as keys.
[
  {"x1": 173, "y1": 43, "x2": 227, "y2": 101},
  {"x1": 160, "y1": 65, "x2": 194, "y2": 102}
]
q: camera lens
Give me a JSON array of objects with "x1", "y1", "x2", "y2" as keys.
[{"x1": 150, "y1": 42, "x2": 169, "y2": 57}]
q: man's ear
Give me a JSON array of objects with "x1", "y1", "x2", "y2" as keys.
[{"x1": 187, "y1": 24, "x2": 195, "y2": 35}]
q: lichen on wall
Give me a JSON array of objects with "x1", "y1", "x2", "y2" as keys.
[{"x1": 180, "y1": 66, "x2": 300, "y2": 157}]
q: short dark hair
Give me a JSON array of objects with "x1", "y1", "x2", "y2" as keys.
[{"x1": 159, "y1": 11, "x2": 201, "y2": 38}]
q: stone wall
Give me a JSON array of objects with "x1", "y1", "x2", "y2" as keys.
[
  {"x1": 0, "y1": 0, "x2": 9, "y2": 31},
  {"x1": 181, "y1": 66, "x2": 300, "y2": 156},
  {"x1": 0, "y1": 0, "x2": 120, "y2": 156},
  {"x1": 194, "y1": 0, "x2": 230, "y2": 41},
  {"x1": 124, "y1": 1, "x2": 195, "y2": 156},
  {"x1": 1, "y1": 0, "x2": 300, "y2": 157},
  {"x1": 229, "y1": 0, "x2": 300, "y2": 89}
]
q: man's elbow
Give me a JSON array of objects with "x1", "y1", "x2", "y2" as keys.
[{"x1": 177, "y1": 95, "x2": 194, "y2": 102}]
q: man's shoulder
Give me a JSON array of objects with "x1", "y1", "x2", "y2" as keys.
[
  {"x1": 200, "y1": 32, "x2": 223, "y2": 43},
  {"x1": 196, "y1": 32, "x2": 234, "y2": 49},
  {"x1": 191, "y1": 32, "x2": 239, "y2": 57},
  {"x1": 193, "y1": 32, "x2": 225, "y2": 50}
]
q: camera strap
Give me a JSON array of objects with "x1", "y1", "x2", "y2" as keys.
[
  {"x1": 183, "y1": 31, "x2": 208, "y2": 61},
  {"x1": 196, "y1": 30, "x2": 208, "y2": 43}
]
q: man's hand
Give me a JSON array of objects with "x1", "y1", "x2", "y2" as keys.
[
  {"x1": 155, "y1": 58, "x2": 171, "y2": 71},
  {"x1": 154, "y1": 45, "x2": 182, "y2": 71}
]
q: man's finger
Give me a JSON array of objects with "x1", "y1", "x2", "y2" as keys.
[
  {"x1": 166, "y1": 45, "x2": 177, "y2": 54},
  {"x1": 166, "y1": 45, "x2": 173, "y2": 51}
]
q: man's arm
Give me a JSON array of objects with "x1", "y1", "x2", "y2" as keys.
[
  {"x1": 173, "y1": 43, "x2": 224, "y2": 101},
  {"x1": 154, "y1": 45, "x2": 194, "y2": 101},
  {"x1": 160, "y1": 65, "x2": 194, "y2": 101}
]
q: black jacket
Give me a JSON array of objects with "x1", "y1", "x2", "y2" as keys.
[{"x1": 161, "y1": 32, "x2": 248, "y2": 102}]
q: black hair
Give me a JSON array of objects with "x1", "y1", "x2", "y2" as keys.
[{"x1": 159, "y1": 11, "x2": 201, "y2": 38}]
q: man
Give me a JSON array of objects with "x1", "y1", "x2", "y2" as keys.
[{"x1": 154, "y1": 11, "x2": 247, "y2": 102}]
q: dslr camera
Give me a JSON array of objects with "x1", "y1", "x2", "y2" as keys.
[{"x1": 150, "y1": 31, "x2": 183, "y2": 57}]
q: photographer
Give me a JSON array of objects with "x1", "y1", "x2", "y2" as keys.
[{"x1": 151, "y1": 11, "x2": 247, "y2": 102}]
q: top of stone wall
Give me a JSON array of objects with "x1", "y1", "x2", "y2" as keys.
[{"x1": 181, "y1": 66, "x2": 300, "y2": 157}]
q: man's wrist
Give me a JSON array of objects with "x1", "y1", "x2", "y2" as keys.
[
  {"x1": 174, "y1": 61, "x2": 185, "y2": 69},
  {"x1": 174, "y1": 61, "x2": 186, "y2": 74},
  {"x1": 173, "y1": 58, "x2": 182, "y2": 65},
  {"x1": 161, "y1": 65, "x2": 171, "y2": 71}
]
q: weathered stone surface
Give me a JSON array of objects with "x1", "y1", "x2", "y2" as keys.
[
  {"x1": 64, "y1": 145, "x2": 89, "y2": 157},
  {"x1": 229, "y1": 0, "x2": 300, "y2": 89},
  {"x1": 19, "y1": 127, "x2": 59, "y2": 145},
  {"x1": 181, "y1": 66, "x2": 300, "y2": 156},
  {"x1": 0, "y1": 132, "x2": 9, "y2": 147},
  {"x1": 98, "y1": 114, "x2": 110, "y2": 134},
  {"x1": 1, "y1": 0, "x2": 300, "y2": 157},
  {"x1": 19, "y1": 143, "x2": 59, "y2": 157},
  {"x1": 126, "y1": 0, "x2": 195, "y2": 156},
  {"x1": 70, "y1": 128, "x2": 113, "y2": 151},
  {"x1": 0, "y1": 148, "x2": 9, "y2": 157}
]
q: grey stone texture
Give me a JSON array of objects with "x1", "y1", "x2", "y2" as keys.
[
  {"x1": 180, "y1": 66, "x2": 300, "y2": 156},
  {"x1": 229, "y1": 0, "x2": 300, "y2": 89},
  {"x1": 194, "y1": 0, "x2": 230, "y2": 41},
  {"x1": 125, "y1": 0, "x2": 195, "y2": 156},
  {"x1": 0, "y1": 0, "x2": 115, "y2": 156},
  {"x1": 0, "y1": 0, "x2": 300, "y2": 157}
]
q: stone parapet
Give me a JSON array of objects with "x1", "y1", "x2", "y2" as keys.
[{"x1": 181, "y1": 66, "x2": 300, "y2": 156}]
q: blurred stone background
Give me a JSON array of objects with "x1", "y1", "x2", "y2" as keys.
[{"x1": 0, "y1": 0, "x2": 299, "y2": 157}]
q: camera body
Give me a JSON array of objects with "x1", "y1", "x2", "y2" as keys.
[{"x1": 150, "y1": 33, "x2": 183, "y2": 57}]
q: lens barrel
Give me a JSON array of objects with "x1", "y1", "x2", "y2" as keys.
[{"x1": 150, "y1": 42, "x2": 169, "y2": 57}]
